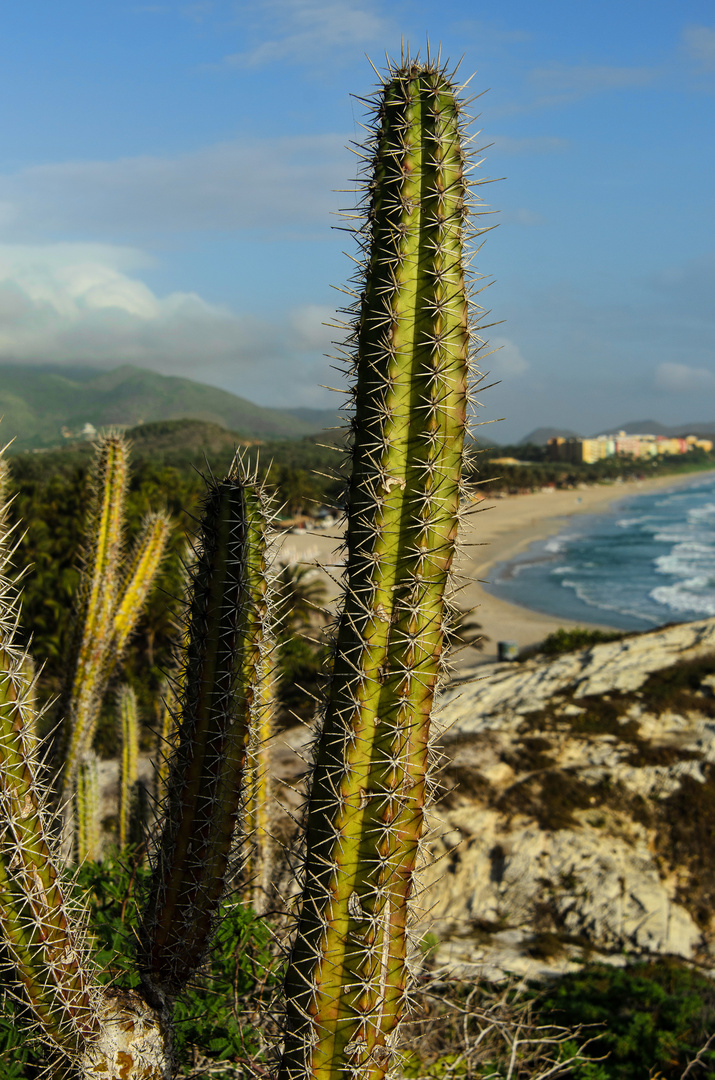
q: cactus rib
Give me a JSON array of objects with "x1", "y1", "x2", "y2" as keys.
[{"x1": 280, "y1": 57, "x2": 479, "y2": 1080}]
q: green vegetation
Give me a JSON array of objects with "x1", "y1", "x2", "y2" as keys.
[
  {"x1": 521, "y1": 627, "x2": 628, "y2": 659},
  {"x1": 0, "y1": 364, "x2": 337, "y2": 452},
  {"x1": 0, "y1": 852, "x2": 279, "y2": 1079},
  {"x1": 534, "y1": 959, "x2": 715, "y2": 1079}
]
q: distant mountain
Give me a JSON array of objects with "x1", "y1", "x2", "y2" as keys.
[
  {"x1": 519, "y1": 427, "x2": 582, "y2": 446},
  {"x1": 596, "y1": 420, "x2": 715, "y2": 439},
  {"x1": 0, "y1": 364, "x2": 340, "y2": 451},
  {"x1": 519, "y1": 420, "x2": 715, "y2": 446}
]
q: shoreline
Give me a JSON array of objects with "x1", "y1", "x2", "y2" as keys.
[
  {"x1": 455, "y1": 468, "x2": 715, "y2": 665},
  {"x1": 279, "y1": 467, "x2": 715, "y2": 668}
]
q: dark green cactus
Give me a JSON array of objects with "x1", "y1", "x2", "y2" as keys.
[
  {"x1": 138, "y1": 459, "x2": 276, "y2": 1005},
  {"x1": 279, "y1": 56, "x2": 478, "y2": 1080}
]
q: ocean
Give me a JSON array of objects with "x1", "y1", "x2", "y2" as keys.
[{"x1": 484, "y1": 472, "x2": 715, "y2": 632}]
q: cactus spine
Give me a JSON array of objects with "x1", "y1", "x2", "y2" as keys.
[
  {"x1": 119, "y1": 685, "x2": 140, "y2": 849},
  {"x1": 280, "y1": 58, "x2": 476, "y2": 1080},
  {"x1": 139, "y1": 462, "x2": 275, "y2": 1004}
]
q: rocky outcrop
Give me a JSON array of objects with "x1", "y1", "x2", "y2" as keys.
[{"x1": 419, "y1": 617, "x2": 715, "y2": 979}]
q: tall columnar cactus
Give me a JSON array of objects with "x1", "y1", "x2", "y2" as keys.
[
  {"x1": 138, "y1": 460, "x2": 276, "y2": 1006},
  {"x1": 279, "y1": 57, "x2": 478, "y2": 1080},
  {"x1": 60, "y1": 434, "x2": 171, "y2": 844},
  {"x1": 118, "y1": 685, "x2": 140, "y2": 849},
  {"x1": 61, "y1": 433, "x2": 128, "y2": 789}
]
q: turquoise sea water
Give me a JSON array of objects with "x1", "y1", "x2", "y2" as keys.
[{"x1": 484, "y1": 472, "x2": 715, "y2": 632}]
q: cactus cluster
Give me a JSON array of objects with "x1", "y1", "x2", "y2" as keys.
[
  {"x1": 59, "y1": 433, "x2": 171, "y2": 857},
  {"x1": 0, "y1": 54, "x2": 486, "y2": 1080}
]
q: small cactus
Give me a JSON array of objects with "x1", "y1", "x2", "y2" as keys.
[
  {"x1": 118, "y1": 685, "x2": 140, "y2": 849},
  {"x1": 76, "y1": 755, "x2": 102, "y2": 863}
]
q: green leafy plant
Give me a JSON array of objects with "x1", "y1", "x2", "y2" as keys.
[{"x1": 534, "y1": 960, "x2": 715, "y2": 1079}]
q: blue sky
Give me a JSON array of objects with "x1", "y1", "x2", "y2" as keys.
[{"x1": 0, "y1": 1, "x2": 713, "y2": 442}]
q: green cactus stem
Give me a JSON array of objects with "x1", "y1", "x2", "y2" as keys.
[
  {"x1": 76, "y1": 755, "x2": 102, "y2": 864},
  {"x1": 59, "y1": 439, "x2": 170, "y2": 856},
  {"x1": 61, "y1": 433, "x2": 128, "y2": 792},
  {"x1": 118, "y1": 685, "x2": 140, "y2": 849},
  {"x1": 243, "y1": 645, "x2": 276, "y2": 912},
  {"x1": 0, "y1": 528, "x2": 102, "y2": 1060},
  {"x1": 280, "y1": 56, "x2": 481, "y2": 1080},
  {"x1": 139, "y1": 462, "x2": 275, "y2": 1003},
  {"x1": 0, "y1": 452, "x2": 172, "y2": 1077},
  {"x1": 110, "y1": 511, "x2": 172, "y2": 666},
  {"x1": 0, "y1": 644, "x2": 101, "y2": 1055}
]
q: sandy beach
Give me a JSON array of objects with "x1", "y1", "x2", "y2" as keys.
[{"x1": 279, "y1": 469, "x2": 715, "y2": 667}]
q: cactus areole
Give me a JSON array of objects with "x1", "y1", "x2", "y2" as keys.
[{"x1": 280, "y1": 58, "x2": 477, "y2": 1080}]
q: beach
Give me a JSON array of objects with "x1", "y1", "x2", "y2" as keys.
[{"x1": 278, "y1": 469, "x2": 715, "y2": 667}]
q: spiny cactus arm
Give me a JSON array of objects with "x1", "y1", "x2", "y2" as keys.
[
  {"x1": 0, "y1": 644, "x2": 101, "y2": 1055},
  {"x1": 243, "y1": 643, "x2": 276, "y2": 911},
  {"x1": 118, "y1": 685, "x2": 140, "y2": 849},
  {"x1": 280, "y1": 58, "x2": 475, "y2": 1080},
  {"x1": 76, "y1": 755, "x2": 102, "y2": 864},
  {"x1": 1, "y1": 665, "x2": 172, "y2": 1079},
  {"x1": 139, "y1": 471, "x2": 274, "y2": 1001},
  {"x1": 61, "y1": 434, "x2": 129, "y2": 789},
  {"x1": 111, "y1": 510, "x2": 172, "y2": 663}
]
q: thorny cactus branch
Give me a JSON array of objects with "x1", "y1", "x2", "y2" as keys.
[
  {"x1": 76, "y1": 754, "x2": 101, "y2": 864},
  {"x1": 111, "y1": 511, "x2": 173, "y2": 665},
  {"x1": 61, "y1": 434, "x2": 129, "y2": 793},
  {"x1": 139, "y1": 460, "x2": 276, "y2": 1004},
  {"x1": 119, "y1": 685, "x2": 140, "y2": 849},
  {"x1": 279, "y1": 54, "x2": 485, "y2": 1080},
  {"x1": 0, "y1": 496, "x2": 172, "y2": 1077}
]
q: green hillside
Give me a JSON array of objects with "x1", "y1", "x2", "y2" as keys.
[{"x1": 0, "y1": 363, "x2": 338, "y2": 450}]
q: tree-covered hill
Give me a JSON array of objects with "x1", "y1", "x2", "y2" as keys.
[{"x1": 0, "y1": 363, "x2": 339, "y2": 450}]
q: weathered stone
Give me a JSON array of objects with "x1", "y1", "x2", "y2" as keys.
[{"x1": 419, "y1": 617, "x2": 715, "y2": 977}]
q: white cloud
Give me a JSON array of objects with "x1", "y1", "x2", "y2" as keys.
[
  {"x1": 0, "y1": 243, "x2": 336, "y2": 405},
  {"x1": 655, "y1": 362, "x2": 715, "y2": 393},
  {"x1": 485, "y1": 336, "x2": 529, "y2": 377},
  {"x1": 0, "y1": 135, "x2": 351, "y2": 242},
  {"x1": 221, "y1": 0, "x2": 389, "y2": 69},
  {"x1": 681, "y1": 24, "x2": 715, "y2": 69}
]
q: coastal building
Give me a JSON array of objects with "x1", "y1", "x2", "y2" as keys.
[{"x1": 546, "y1": 430, "x2": 712, "y2": 464}]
